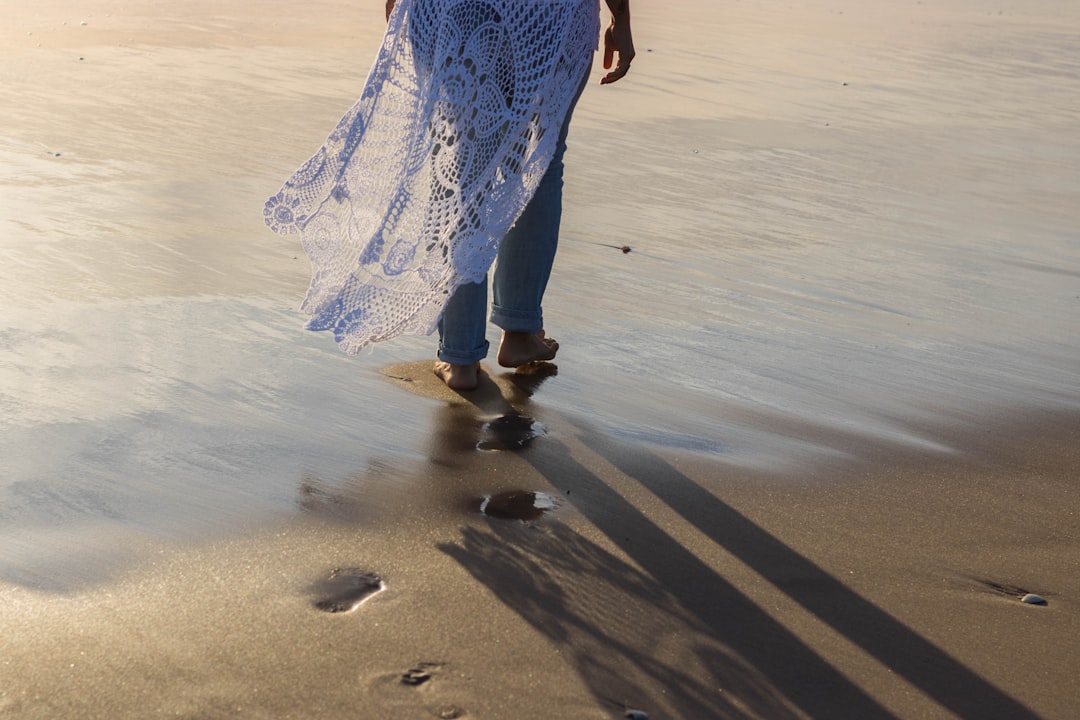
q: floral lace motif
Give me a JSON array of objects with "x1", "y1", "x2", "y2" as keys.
[{"x1": 266, "y1": 0, "x2": 599, "y2": 353}]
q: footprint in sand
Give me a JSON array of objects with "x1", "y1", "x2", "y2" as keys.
[
  {"x1": 399, "y1": 664, "x2": 466, "y2": 717},
  {"x1": 477, "y1": 490, "x2": 559, "y2": 521},
  {"x1": 312, "y1": 568, "x2": 385, "y2": 613},
  {"x1": 476, "y1": 414, "x2": 545, "y2": 451},
  {"x1": 400, "y1": 662, "x2": 443, "y2": 686}
]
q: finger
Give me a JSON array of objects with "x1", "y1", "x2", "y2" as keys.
[
  {"x1": 602, "y1": 27, "x2": 615, "y2": 69},
  {"x1": 599, "y1": 58, "x2": 631, "y2": 85}
]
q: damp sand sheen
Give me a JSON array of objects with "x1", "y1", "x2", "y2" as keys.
[{"x1": 2, "y1": 0, "x2": 1080, "y2": 718}]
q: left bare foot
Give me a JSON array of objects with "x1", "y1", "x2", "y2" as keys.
[{"x1": 433, "y1": 361, "x2": 480, "y2": 390}]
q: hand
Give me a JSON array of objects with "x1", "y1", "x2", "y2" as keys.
[{"x1": 600, "y1": 16, "x2": 635, "y2": 84}]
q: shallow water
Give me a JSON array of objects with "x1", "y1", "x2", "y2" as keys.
[
  {"x1": 556, "y1": 1, "x2": 1080, "y2": 447},
  {"x1": 1, "y1": 0, "x2": 1078, "y2": 590}
]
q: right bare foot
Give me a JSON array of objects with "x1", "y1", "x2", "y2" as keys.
[
  {"x1": 497, "y1": 331, "x2": 558, "y2": 368},
  {"x1": 433, "y1": 361, "x2": 480, "y2": 391}
]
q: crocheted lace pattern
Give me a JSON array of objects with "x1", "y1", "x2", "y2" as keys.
[{"x1": 265, "y1": 0, "x2": 599, "y2": 354}]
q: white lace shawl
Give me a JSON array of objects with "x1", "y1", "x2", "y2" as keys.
[{"x1": 265, "y1": 0, "x2": 599, "y2": 354}]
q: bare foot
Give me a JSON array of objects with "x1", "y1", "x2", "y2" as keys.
[
  {"x1": 433, "y1": 361, "x2": 480, "y2": 391},
  {"x1": 497, "y1": 331, "x2": 558, "y2": 368}
]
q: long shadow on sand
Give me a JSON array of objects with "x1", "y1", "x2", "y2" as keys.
[
  {"x1": 442, "y1": 520, "x2": 810, "y2": 719},
  {"x1": 437, "y1": 383, "x2": 1040, "y2": 719}
]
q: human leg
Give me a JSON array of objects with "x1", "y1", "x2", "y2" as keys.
[
  {"x1": 490, "y1": 156, "x2": 563, "y2": 367},
  {"x1": 491, "y1": 68, "x2": 589, "y2": 367},
  {"x1": 435, "y1": 279, "x2": 488, "y2": 389},
  {"x1": 489, "y1": 153, "x2": 564, "y2": 333}
]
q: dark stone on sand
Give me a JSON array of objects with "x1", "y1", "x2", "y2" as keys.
[
  {"x1": 625, "y1": 710, "x2": 649, "y2": 720},
  {"x1": 401, "y1": 662, "x2": 443, "y2": 686},
  {"x1": 401, "y1": 669, "x2": 432, "y2": 686},
  {"x1": 478, "y1": 490, "x2": 558, "y2": 521},
  {"x1": 1021, "y1": 593, "x2": 1048, "y2": 606},
  {"x1": 313, "y1": 568, "x2": 384, "y2": 613},
  {"x1": 620, "y1": 245, "x2": 632, "y2": 253},
  {"x1": 477, "y1": 414, "x2": 544, "y2": 450}
]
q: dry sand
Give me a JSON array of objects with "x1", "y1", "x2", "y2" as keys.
[{"x1": 2, "y1": 0, "x2": 1079, "y2": 718}]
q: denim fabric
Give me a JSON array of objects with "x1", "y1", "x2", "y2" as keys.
[{"x1": 437, "y1": 67, "x2": 590, "y2": 364}]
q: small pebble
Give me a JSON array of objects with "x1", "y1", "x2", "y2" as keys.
[
  {"x1": 80, "y1": 20, "x2": 88, "y2": 26},
  {"x1": 620, "y1": 245, "x2": 631, "y2": 253},
  {"x1": 625, "y1": 711, "x2": 649, "y2": 720},
  {"x1": 52, "y1": 152, "x2": 62, "y2": 157},
  {"x1": 1021, "y1": 593, "x2": 1047, "y2": 606}
]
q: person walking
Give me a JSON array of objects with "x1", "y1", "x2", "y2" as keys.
[{"x1": 266, "y1": 0, "x2": 635, "y2": 390}]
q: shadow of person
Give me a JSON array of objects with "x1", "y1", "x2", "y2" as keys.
[
  {"x1": 306, "y1": 362, "x2": 1036, "y2": 718},
  {"x1": 440, "y1": 433, "x2": 895, "y2": 718},
  {"x1": 440, "y1": 520, "x2": 807, "y2": 720},
  {"x1": 397, "y1": 366, "x2": 878, "y2": 716},
  {"x1": 548, "y1": 417, "x2": 1041, "y2": 720},
  {"x1": 434, "y1": 398, "x2": 1038, "y2": 718}
]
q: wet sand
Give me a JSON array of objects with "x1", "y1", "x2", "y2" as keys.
[{"x1": 2, "y1": 0, "x2": 1079, "y2": 717}]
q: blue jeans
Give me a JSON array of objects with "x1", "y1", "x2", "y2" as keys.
[{"x1": 437, "y1": 70, "x2": 589, "y2": 365}]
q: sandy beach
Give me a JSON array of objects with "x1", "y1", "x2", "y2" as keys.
[{"x1": 2, "y1": 0, "x2": 1079, "y2": 717}]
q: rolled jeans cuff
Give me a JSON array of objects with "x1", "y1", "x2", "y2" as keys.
[
  {"x1": 437, "y1": 338, "x2": 490, "y2": 365},
  {"x1": 490, "y1": 305, "x2": 543, "y2": 334}
]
